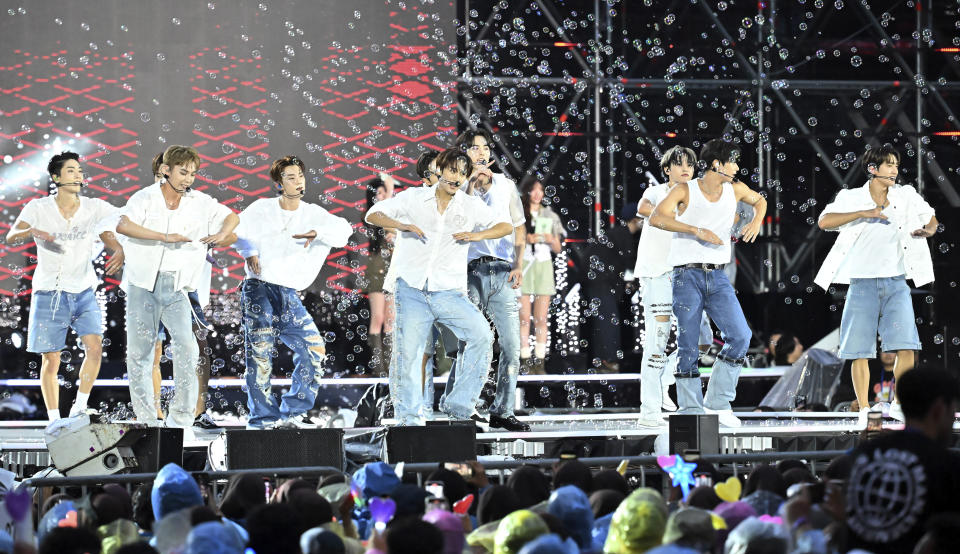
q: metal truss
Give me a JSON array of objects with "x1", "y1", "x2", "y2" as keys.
[{"x1": 456, "y1": 0, "x2": 960, "y2": 294}]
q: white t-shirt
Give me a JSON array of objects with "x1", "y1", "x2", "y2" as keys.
[
  {"x1": 834, "y1": 203, "x2": 906, "y2": 279},
  {"x1": 467, "y1": 173, "x2": 526, "y2": 263},
  {"x1": 13, "y1": 195, "x2": 119, "y2": 293},
  {"x1": 234, "y1": 197, "x2": 354, "y2": 291},
  {"x1": 366, "y1": 185, "x2": 509, "y2": 293},
  {"x1": 634, "y1": 183, "x2": 675, "y2": 278}
]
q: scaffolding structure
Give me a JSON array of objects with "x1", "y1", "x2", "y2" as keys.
[{"x1": 456, "y1": 0, "x2": 959, "y2": 294}]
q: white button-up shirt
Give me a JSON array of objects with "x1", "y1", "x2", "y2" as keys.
[
  {"x1": 815, "y1": 182, "x2": 936, "y2": 290},
  {"x1": 120, "y1": 183, "x2": 233, "y2": 293},
  {"x1": 467, "y1": 172, "x2": 526, "y2": 264},
  {"x1": 234, "y1": 197, "x2": 354, "y2": 291},
  {"x1": 366, "y1": 185, "x2": 509, "y2": 293},
  {"x1": 13, "y1": 195, "x2": 119, "y2": 293}
]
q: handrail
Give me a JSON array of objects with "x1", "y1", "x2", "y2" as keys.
[{"x1": 21, "y1": 450, "x2": 848, "y2": 488}]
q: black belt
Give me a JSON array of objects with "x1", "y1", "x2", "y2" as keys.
[
  {"x1": 678, "y1": 263, "x2": 725, "y2": 271},
  {"x1": 469, "y1": 256, "x2": 509, "y2": 267}
]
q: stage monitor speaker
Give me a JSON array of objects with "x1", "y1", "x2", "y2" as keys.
[
  {"x1": 668, "y1": 414, "x2": 719, "y2": 455},
  {"x1": 131, "y1": 427, "x2": 183, "y2": 473},
  {"x1": 225, "y1": 429, "x2": 344, "y2": 470},
  {"x1": 384, "y1": 425, "x2": 476, "y2": 464}
]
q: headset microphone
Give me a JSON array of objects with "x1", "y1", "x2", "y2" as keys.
[
  {"x1": 163, "y1": 173, "x2": 191, "y2": 194},
  {"x1": 711, "y1": 166, "x2": 735, "y2": 179}
]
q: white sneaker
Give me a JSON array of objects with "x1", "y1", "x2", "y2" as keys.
[
  {"x1": 857, "y1": 407, "x2": 871, "y2": 427},
  {"x1": 67, "y1": 406, "x2": 97, "y2": 418},
  {"x1": 888, "y1": 401, "x2": 905, "y2": 422},
  {"x1": 661, "y1": 387, "x2": 678, "y2": 412},
  {"x1": 637, "y1": 417, "x2": 666, "y2": 429},
  {"x1": 705, "y1": 408, "x2": 741, "y2": 427},
  {"x1": 273, "y1": 413, "x2": 321, "y2": 429}
]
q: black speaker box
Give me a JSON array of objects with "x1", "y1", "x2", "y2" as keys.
[
  {"x1": 225, "y1": 429, "x2": 345, "y2": 470},
  {"x1": 130, "y1": 427, "x2": 184, "y2": 473},
  {"x1": 668, "y1": 414, "x2": 719, "y2": 455},
  {"x1": 384, "y1": 425, "x2": 476, "y2": 464}
]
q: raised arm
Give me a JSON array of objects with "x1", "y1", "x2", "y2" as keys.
[
  {"x1": 5, "y1": 221, "x2": 36, "y2": 245},
  {"x1": 452, "y1": 222, "x2": 513, "y2": 242},
  {"x1": 649, "y1": 183, "x2": 721, "y2": 245},
  {"x1": 635, "y1": 198, "x2": 655, "y2": 218},
  {"x1": 365, "y1": 194, "x2": 426, "y2": 239},
  {"x1": 732, "y1": 181, "x2": 767, "y2": 243},
  {"x1": 115, "y1": 215, "x2": 190, "y2": 243}
]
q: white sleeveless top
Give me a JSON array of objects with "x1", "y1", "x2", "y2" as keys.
[{"x1": 667, "y1": 178, "x2": 737, "y2": 266}]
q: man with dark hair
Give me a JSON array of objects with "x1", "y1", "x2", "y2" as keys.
[
  {"x1": 117, "y1": 145, "x2": 239, "y2": 431},
  {"x1": 415, "y1": 150, "x2": 440, "y2": 186},
  {"x1": 38, "y1": 526, "x2": 103, "y2": 554},
  {"x1": 6, "y1": 151, "x2": 124, "y2": 421},
  {"x1": 816, "y1": 144, "x2": 938, "y2": 424},
  {"x1": 633, "y1": 145, "x2": 713, "y2": 426},
  {"x1": 845, "y1": 368, "x2": 960, "y2": 554},
  {"x1": 385, "y1": 518, "x2": 445, "y2": 554},
  {"x1": 246, "y1": 503, "x2": 303, "y2": 554},
  {"x1": 650, "y1": 139, "x2": 767, "y2": 426},
  {"x1": 234, "y1": 155, "x2": 353, "y2": 429},
  {"x1": 454, "y1": 128, "x2": 529, "y2": 432},
  {"x1": 366, "y1": 149, "x2": 512, "y2": 425}
]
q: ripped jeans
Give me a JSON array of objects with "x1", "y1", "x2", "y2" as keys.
[{"x1": 242, "y1": 279, "x2": 326, "y2": 427}]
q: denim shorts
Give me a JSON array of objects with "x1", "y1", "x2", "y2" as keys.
[
  {"x1": 838, "y1": 275, "x2": 921, "y2": 359},
  {"x1": 27, "y1": 287, "x2": 102, "y2": 353}
]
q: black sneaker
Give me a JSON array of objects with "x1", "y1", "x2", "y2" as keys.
[
  {"x1": 488, "y1": 413, "x2": 531, "y2": 432},
  {"x1": 193, "y1": 413, "x2": 220, "y2": 430}
]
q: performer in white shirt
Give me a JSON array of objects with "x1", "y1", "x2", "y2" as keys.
[
  {"x1": 116, "y1": 145, "x2": 239, "y2": 430},
  {"x1": 815, "y1": 144, "x2": 937, "y2": 424},
  {"x1": 455, "y1": 129, "x2": 530, "y2": 432},
  {"x1": 634, "y1": 145, "x2": 713, "y2": 427},
  {"x1": 6, "y1": 151, "x2": 124, "y2": 421},
  {"x1": 650, "y1": 139, "x2": 766, "y2": 427},
  {"x1": 234, "y1": 155, "x2": 353, "y2": 429},
  {"x1": 365, "y1": 148, "x2": 512, "y2": 426}
]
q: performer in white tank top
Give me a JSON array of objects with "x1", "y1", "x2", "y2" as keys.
[{"x1": 649, "y1": 139, "x2": 767, "y2": 427}]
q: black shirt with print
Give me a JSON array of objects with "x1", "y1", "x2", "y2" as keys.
[{"x1": 845, "y1": 429, "x2": 960, "y2": 554}]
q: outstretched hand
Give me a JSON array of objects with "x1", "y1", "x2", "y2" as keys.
[
  {"x1": 293, "y1": 230, "x2": 317, "y2": 248},
  {"x1": 104, "y1": 248, "x2": 125, "y2": 275}
]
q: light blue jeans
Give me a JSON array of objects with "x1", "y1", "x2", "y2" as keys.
[
  {"x1": 672, "y1": 267, "x2": 751, "y2": 413},
  {"x1": 462, "y1": 258, "x2": 521, "y2": 417},
  {"x1": 392, "y1": 278, "x2": 493, "y2": 425},
  {"x1": 125, "y1": 272, "x2": 199, "y2": 428},
  {"x1": 242, "y1": 279, "x2": 326, "y2": 428}
]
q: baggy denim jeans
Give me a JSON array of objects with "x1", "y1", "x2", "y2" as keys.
[
  {"x1": 392, "y1": 278, "x2": 493, "y2": 425},
  {"x1": 462, "y1": 259, "x2": 521, "y2": 417},
  {"x1": 125, "y1": 272, "x2": 199, "y2": 428},
  {"x1": 242, "y1": 279, "x2": 326, "y2": 428},
  {"x1": 672, "y1": 267, "x2": 750, "y2": 413}
]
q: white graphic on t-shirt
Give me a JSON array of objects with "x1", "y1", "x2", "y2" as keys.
[{"x1": 847, "y1": 448, "x2": 926, "y2": 543}]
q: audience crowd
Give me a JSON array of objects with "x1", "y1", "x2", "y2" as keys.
[{"x1": 0, "y1": 368, "x2": 957, "y2": 554}]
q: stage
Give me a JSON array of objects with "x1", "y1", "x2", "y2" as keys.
[{"x1": 5, "y1": 409, "x2": 957, "y2": 480}]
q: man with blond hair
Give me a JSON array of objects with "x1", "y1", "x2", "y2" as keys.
[{"x1": 117, "y1": 145, "x2": 238, "y2": 430}]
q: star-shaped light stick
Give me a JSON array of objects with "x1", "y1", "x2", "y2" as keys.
[{"x1": 657, "y1": 454, "x2": 698, "y2": 500}]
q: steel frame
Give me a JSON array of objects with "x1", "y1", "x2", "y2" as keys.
[{"x1": 456, "y1": 0, "x2": 959, "y2": 293}]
